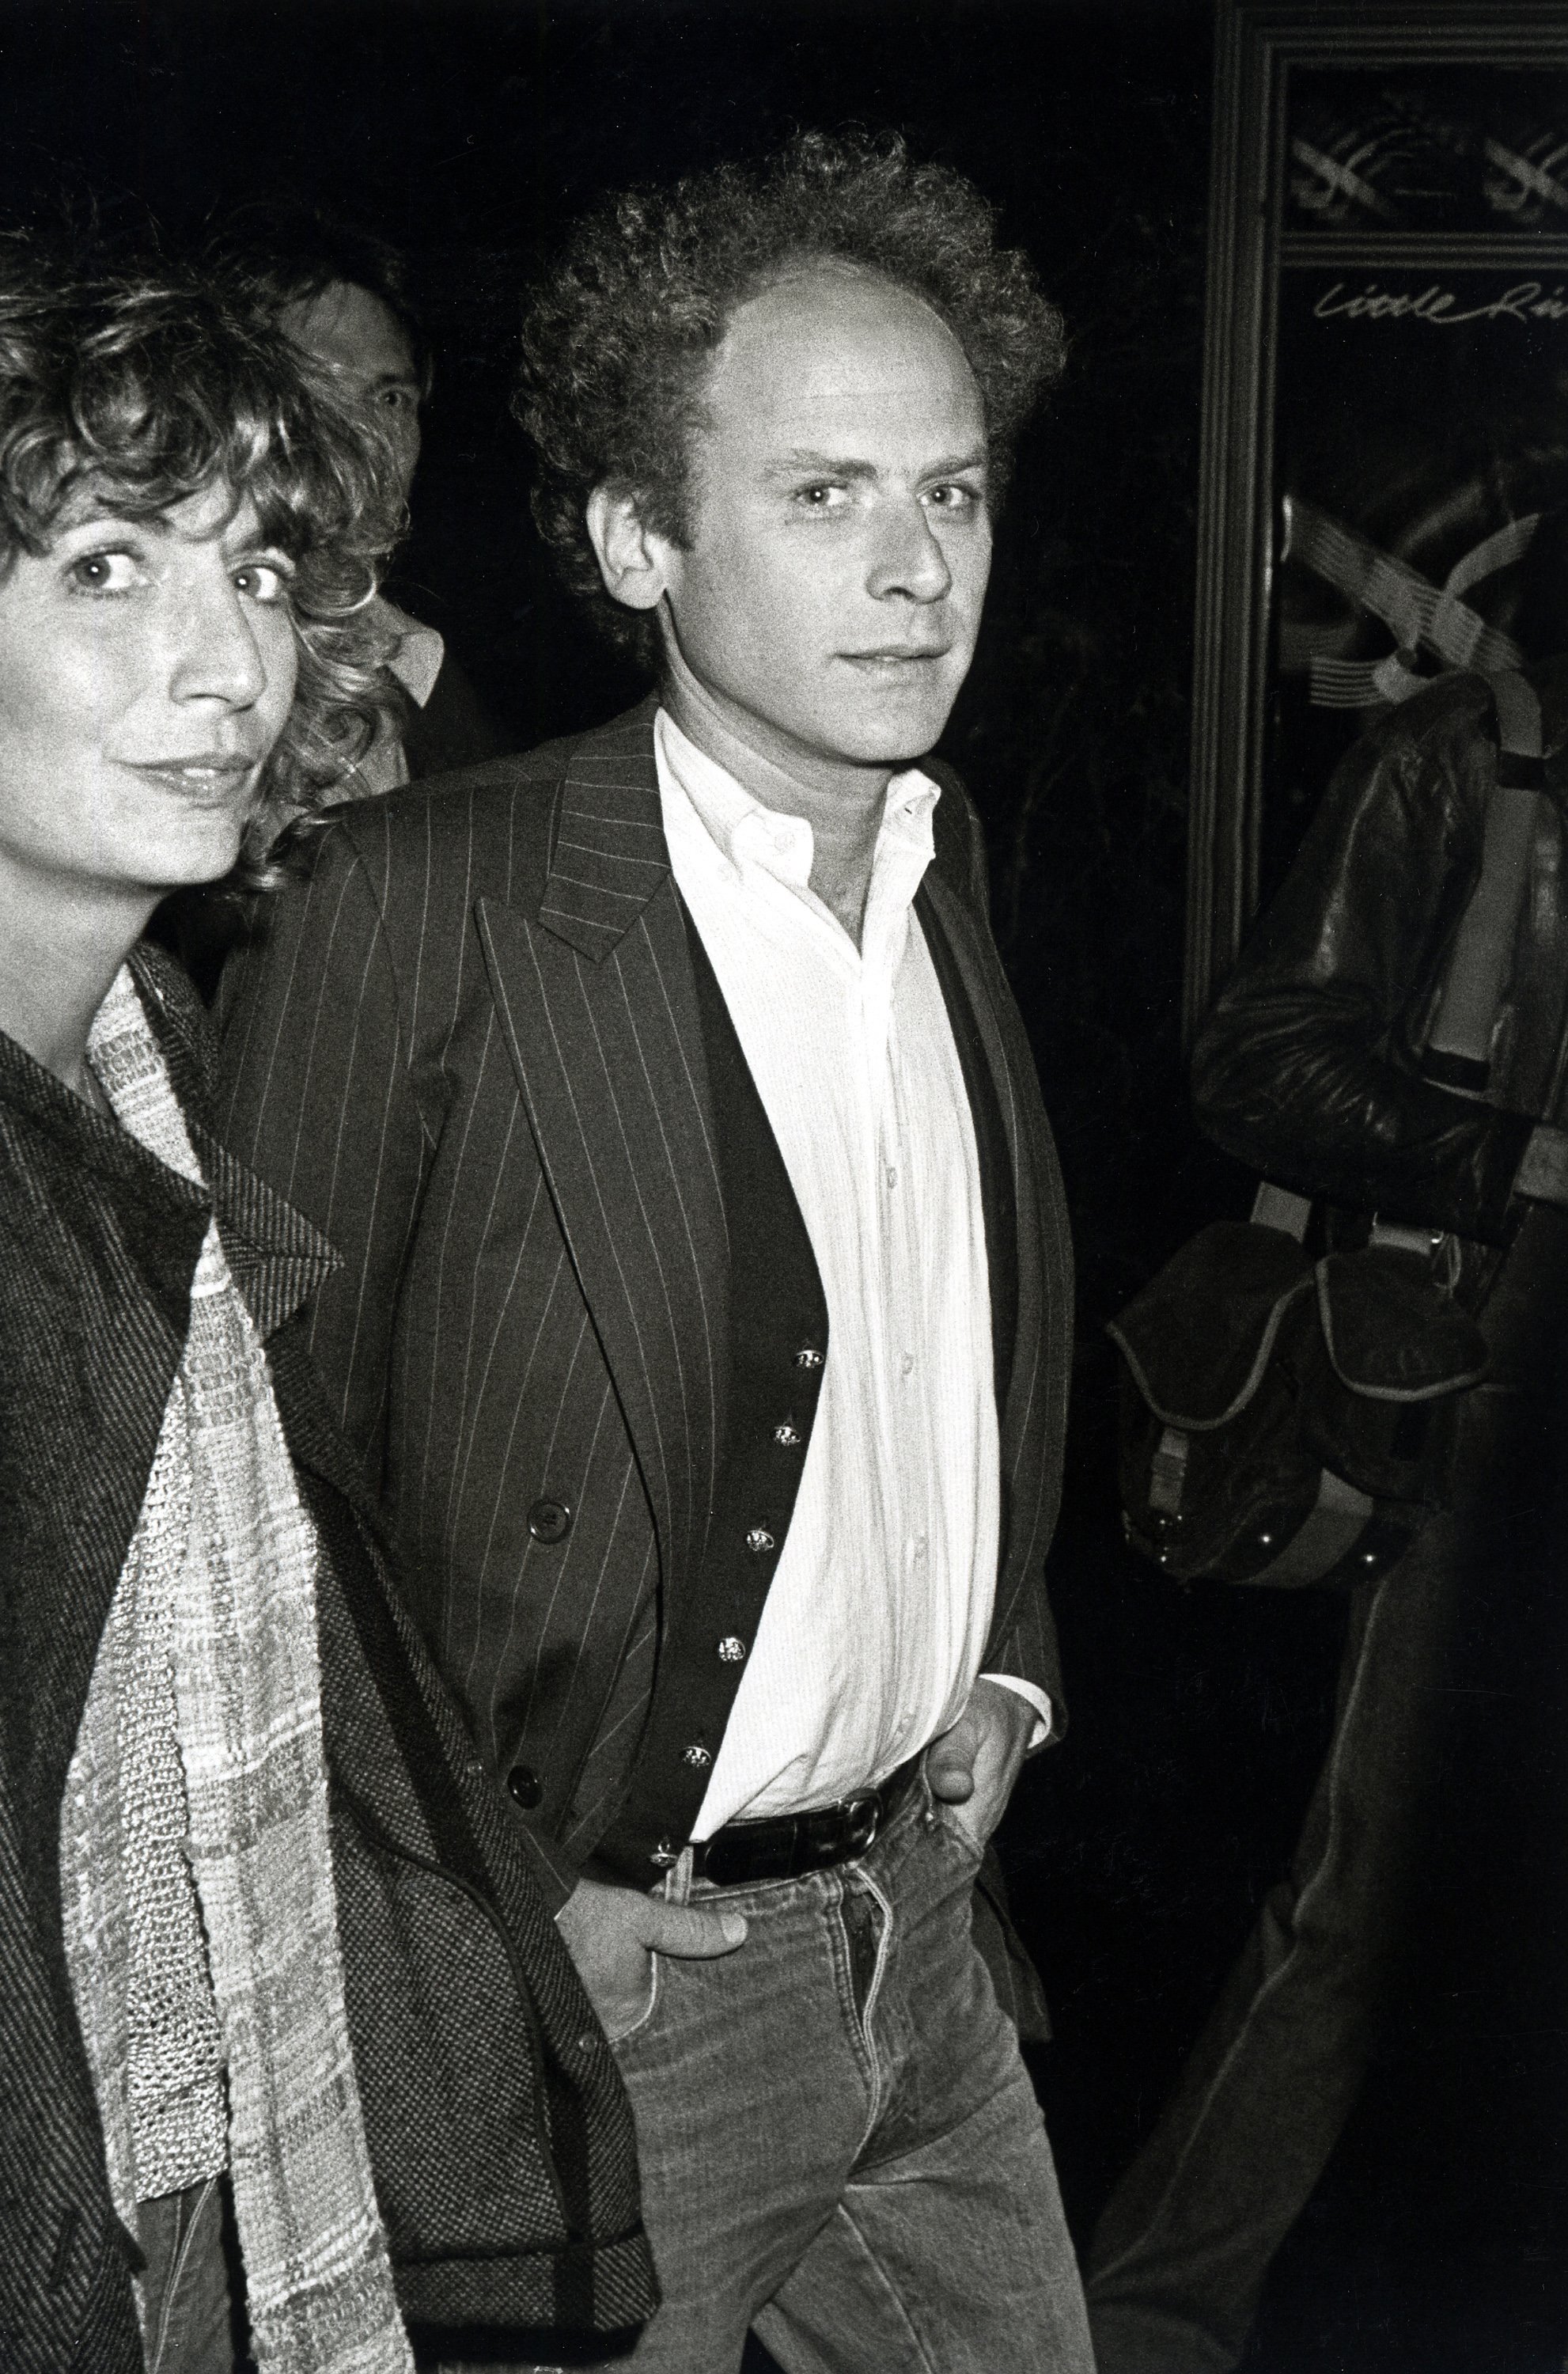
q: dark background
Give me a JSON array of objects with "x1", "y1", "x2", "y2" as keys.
[{"x1": 3, "y1": 2, "x2": 1553, "y2": 2366}]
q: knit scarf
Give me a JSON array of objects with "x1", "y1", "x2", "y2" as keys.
[{"x1": 60, "y1": 965, "x2": 413, "y2": 2374}]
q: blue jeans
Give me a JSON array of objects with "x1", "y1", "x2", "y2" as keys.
[
  {"x1": 136, "y1": 2176, "x2": 235, "y2": 2374},
  {"x1": 592, "y1": 1769, "x2": 1090, "y2": 2374}
]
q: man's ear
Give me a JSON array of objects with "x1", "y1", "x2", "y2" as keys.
[{"x1": 585, "y1": 485, "x2": 671, "y2": 613}]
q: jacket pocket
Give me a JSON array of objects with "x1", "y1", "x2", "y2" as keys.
[{"x1": 328, "y1": 1787, "x2": 574, "y2": 2264}]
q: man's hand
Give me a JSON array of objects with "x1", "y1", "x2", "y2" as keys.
[
  {"x1": 556, "y1": 1876, "x2": 748, "y2": 2042},
  {"x1": 923, "y1": 1678, "x2": 1037, "y2": 1858}
]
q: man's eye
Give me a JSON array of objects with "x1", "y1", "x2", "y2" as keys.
[
  {"x1": 927, "y1": 483, "x2": 982, "y2": 511},
  {"x1": 233, "y1": 560, "x2": 291, "y2": 604},
  {"x1": 66, "y1": 550, "x2": 143, "y2": 594},
  {"x1": 796, "y1": 484, "x2": 848, "y2": 510}
]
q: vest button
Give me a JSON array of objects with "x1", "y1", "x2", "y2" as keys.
[
  {"x1": 683, "y1": 1743, "x2": 712, "y2": 1769},
  {"x1": 717, "y1": 1635, "x2": 747, "y2": 1663},
  {"x1": 506, "y1": 1763, "x2": 543, "y2": 1810},
  {"x1": 745, "y1": 1527, "x2": 775, "y2": 1554},
  {"x1": 795, "y1": 1346, "x2": 824, "y2": 1370},
  {"x1": 773, "y1": 1423, "x2": 801, "y2": 1447},
  {"x1": 528, "y1": 1497, "x2": 573, "y2": 1544}
]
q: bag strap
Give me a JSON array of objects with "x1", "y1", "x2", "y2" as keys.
[
  {"x1": 1422, "y1": 669, "x2": 1545, "y2": 1095},
  {"x1": 1251, "y1": 1180, "x2": 1312, "y2": 1237},
  {"x1": 1250, "y1": 669, "x2": 1543, "y2": 1232}
]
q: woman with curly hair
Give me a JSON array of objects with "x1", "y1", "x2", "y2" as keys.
[{"x1": 0, "y1": 246, "x2": 654, "y2": 2374}]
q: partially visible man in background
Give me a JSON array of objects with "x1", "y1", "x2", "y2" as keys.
[
  {"x1": 206, "y1": 202, "x2": 504, "y2": 793},
  {"x1": 1088, "y1": 650, "x2": 1568, "y2": 2372}
]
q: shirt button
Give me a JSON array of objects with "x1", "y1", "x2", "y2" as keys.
[
  {"x1": 912, "y1": 1534, "x2": 929, "y2": 1561},
  {"x1": 506, "y1": 1763, "x2": 543, "y2": 1810},
  {"x1": 900, "y1": 1352, "x2": 915, "y2": 1378},
  {"x1": 773, "y1": 1423, "x2": 801, "y2": 1447},
  {"x1": 796, "y1": 1347, "x2": 824, "y2": 1371},
  {"x1": 683, "y1": 1744, "x2": 713, "y2": 1769},
  {"x1": 528, "y1": 1497, "x2": 573, "y2": 1545},
  {"x1": 745, "y1": 1526, "x2": 775, "y2": 1554},
  {"x1": 885, "y1": 1164, "x2": 898, "y2": 1189},
  {"x1": 717, "y1": 1635, "x2": 747, "y2": 1663}
]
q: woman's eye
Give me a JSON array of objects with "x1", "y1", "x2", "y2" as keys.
[
  {"x1": 233, "y1": 560, "x2": 290, "y2": 604},
  {"x1": 66, "y1": 550, "x2": 142, "y2": 594}
]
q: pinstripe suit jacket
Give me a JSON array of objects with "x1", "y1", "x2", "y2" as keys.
[{"x1": 217, "y1": 704, "x2": 1074, "y2": 1908}]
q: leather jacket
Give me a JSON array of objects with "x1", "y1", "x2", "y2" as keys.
[{"x1": 1192, "y1": 663, "x2": 1568, "y2": 1250}]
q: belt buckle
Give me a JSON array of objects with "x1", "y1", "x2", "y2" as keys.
[{"x1": 842, "y1": 1790, "x2": 881, "y2": 1858}]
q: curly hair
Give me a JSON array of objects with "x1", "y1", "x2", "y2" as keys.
[
  {"x1": 0, "y1": 232, "x2": 403, "y2": 882},
  {"x1": 517, "y1": 129, "x2": 1066, "y2": 665}
]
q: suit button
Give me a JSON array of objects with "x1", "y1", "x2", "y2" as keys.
[
  {"x1": 506, "y1": 1764, "x2": 543, "y2": 1809},
  {"x1": 745, "y1": 1527, "x2": 775, "y2": 1554},
  {"x1": 717, "y1": 1635, "x2": 747, "y2": 1663},
  {"x1": 773, "y1": 1423, "x2": 801, "y2": 1447},
  {"x1": 683, "y1": 1744, "x2": 712, "y2": 1769},
  {"x1": 528, "y1": 1497, "x2": 572, "y2": 1545},
  {"x1": 795, "y1": 1346, "x2": 824, "y2": 1370}
]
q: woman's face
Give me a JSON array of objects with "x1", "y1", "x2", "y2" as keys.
[{"x1": 0, "y1": 481, "x2": 299, "y2": 921}]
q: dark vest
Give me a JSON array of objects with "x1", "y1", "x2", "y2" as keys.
[{"x1": 587, "y1": 884, "x2": 1017, "y2": 1884}]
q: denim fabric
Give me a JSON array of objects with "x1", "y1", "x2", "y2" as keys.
[
  {"x1": 604, "y1": 1771, "x2": 1088, "y2": 2373},
  {"x1": 1085, "y1": 1532, "x2": 1464, "y2": 2374},
  {"x1": 136, "y1": 2177, "x2": 235, "y2": 2374}
]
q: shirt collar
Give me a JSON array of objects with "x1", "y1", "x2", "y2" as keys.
[
  {"x1": 654, "y1": 704, "x2": 941, "y2": 893},
  {"x1": 372, "y1": 597, "x2": 445, "y2": 709}
]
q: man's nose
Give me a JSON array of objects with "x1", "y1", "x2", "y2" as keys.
[
  {"x1": 165, "y1": 579, "x2": 270, "y2": 707},
  {"x1": 866, "y1": 498, "x2": 953, "y2": 604}
]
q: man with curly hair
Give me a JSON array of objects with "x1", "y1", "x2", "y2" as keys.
[{"x1": 220, "y1": 131, "x2": 1091, "y2": 2373}]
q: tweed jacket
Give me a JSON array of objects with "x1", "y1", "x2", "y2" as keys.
[
  {"x1": 0, "y1": 947, "x2": 656, "y2": 2374},
  {"x1": 217, "y1": 703, "x2": 1074, "y2": 1912}
]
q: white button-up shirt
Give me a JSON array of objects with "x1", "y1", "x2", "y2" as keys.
[{"x1": 653, "y1": 710, "x2": 1046, "y2": 1836}]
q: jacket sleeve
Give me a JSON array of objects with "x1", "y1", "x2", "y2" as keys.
[
  {"x1": 1191, "y1": 684, "x2": 1537, "y2": 1245},
  {"x1": 218, "y1": 841, "x2": 585, "y2": 1913},
  {"x1": 215, "y1": 824, "x2": 436, "y2": 1492}
]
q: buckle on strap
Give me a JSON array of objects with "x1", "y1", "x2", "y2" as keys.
[
  {"x1": 691, "y1": 1757, "x2": 921, "y2": 1888},
  {"x1": 839, "y1": 1791, "x2": 884, "y2": 1856}
]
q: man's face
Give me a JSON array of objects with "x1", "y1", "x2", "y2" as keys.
[
  {"x1": 280, "y1": 279, "x2": 423, "y2": 510},
  {"x1": 654, "y1": 266, "x2": 992, "y2": 776}
]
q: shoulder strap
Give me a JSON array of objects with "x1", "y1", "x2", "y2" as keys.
[{"x1": 1421, "y1": 669, "x2": 1545, "y2": 1097}]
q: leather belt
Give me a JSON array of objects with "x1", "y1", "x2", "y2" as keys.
[{"x1": 690, "y1": 1754, "x2": 922, "y2": 1890}]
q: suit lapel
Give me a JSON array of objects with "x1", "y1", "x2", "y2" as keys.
[
  {"x1": 918, "y1": 867, "x2": 1072, "y2": 1637},
  {"x1": 476, "y1": 712, "x2": 728, "y2": 1598},
  {"x1": 197, "y1": 1128, "x2": 342, "y2": 1342}
]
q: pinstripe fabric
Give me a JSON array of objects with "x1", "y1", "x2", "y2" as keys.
[{"x1": 217, "y1": 703, "x2": 1074, "y2": 1904}]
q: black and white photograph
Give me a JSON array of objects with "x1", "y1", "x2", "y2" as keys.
[{"x1": 1, "y1": 6, "x2": 1565, "y2": 2373}]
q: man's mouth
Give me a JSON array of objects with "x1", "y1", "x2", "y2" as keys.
[{"x1": 840, "y1": 647, "x2": 952, "y2": 669}]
